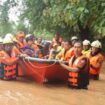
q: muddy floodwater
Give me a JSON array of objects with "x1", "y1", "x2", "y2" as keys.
[{"x1": 0, "y1": 63, "x2": 105, "y2": 105}]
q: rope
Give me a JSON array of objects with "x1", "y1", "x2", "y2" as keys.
[
  {"x1": 22, "y1": 57, "x2": 43, "y2": 79},
  {"x1": 21, "y1": 57, "x2": 67, "y2": 83},
  {"x1": 24, "y1": 57, "x2": 57, "y2": 69}
]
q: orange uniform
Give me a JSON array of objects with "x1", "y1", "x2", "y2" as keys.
[
  {"x1": 16, "y1": 40, "x2": 25, "y2": 48},
  {"x1": 15, "y1": 31, "x2": 26, "y2": 49},
  {"x1": 56, "y1": 47, "x2": 74, "y2": 61},
  {"x1": 86, "y1": 52, "x2": 104, "y2": 79},
  {"x1": 1, "y1": 50, "x2": 19, "y2": 80},
  {"x1": 12, "y1": 46, "x2": 22, "y2": 57}
]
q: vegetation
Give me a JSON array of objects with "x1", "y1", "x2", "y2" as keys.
[
  {"x1": 0, "y1": 0, "x2": 105, "y2": 41},
  {"x1": 20, "y1": 0, "x2": 105, "y2": 40}
]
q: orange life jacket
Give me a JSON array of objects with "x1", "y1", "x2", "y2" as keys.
[
  {"x1": 68, "y1": 55, "x2": 89, "y2": 87},
  {"x1": 1, "y1": 51, "x2": 18, "y2": 79},
  {"x1": 86, "y1": 52, "x2": 104, "y2": 75},
  {"x1": 16, "y1": 40, "x2": 25, "y2": 49},
  {"x1": 60, "y1": 47, "x2": 74, "y2": 61},
  {"x1": 12, "y1": 46, "x2": 22, "y2": 57}
]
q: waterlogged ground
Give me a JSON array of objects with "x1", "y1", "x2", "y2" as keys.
[{"x1": 0, "y1": 63, "x2": 105, "y2": 105}]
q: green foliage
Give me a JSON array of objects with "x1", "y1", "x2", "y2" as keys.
[
  {"x1": 20, "y1": 0, "x2": 105, "y2": 40},
  {"x1": 0, "y1": 0, "x2": 105, "y2": 40},
  {"x1": 0, "y1": 0, "x2": 17, "y2": 36}
]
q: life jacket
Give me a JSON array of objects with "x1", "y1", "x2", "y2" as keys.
[
  {"x1": 86, "y1": 52, "x2": 104, "y2": 75},
  {"x1": 12, "y1": 46, "x2": 22, "y2": 57},
  {"x1": 68, "y1": 55, "x2": 90, "y2": 88},
  {"x1": 16, "y1": 40, "x2": 25, "y2": 49},
  {"x1": 60, "y1": 47, "x2": 74, "y2": 61},
  {"x1": 1, "y1": 51, "x2": 18, "y2": 80}
]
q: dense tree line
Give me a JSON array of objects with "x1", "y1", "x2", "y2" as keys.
[
  {"x1": 0, "y1": 0, "x2": 105, "y2": 41},
  {"x1": 21, "y1": 0, "x2": 105, "y2": 40}
]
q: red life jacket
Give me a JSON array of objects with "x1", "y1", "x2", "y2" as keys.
[{"x1": 68, "y1": 55, "x2": 90, "y2": 88}]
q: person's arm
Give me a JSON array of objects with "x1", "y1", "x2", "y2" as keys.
[
  {"x1": 59, "y1": 61, "x2": 79, "y2": 72},
  {"x1": 59, "y1": 58, "x2": 87, "y2": 72},
  {"x1": 90, "y1": 58, "x2": 103, "y2": 70},
  {"x1": 1, "y1": 57, "x2": 19, "y2": 65}
]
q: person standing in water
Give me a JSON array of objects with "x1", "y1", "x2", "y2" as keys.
[{"x1": 60, "y1": 41, "x2": 90, "y2": 89}]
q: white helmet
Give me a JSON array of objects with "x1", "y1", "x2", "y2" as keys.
[
  {"x1": 71, "y1": 36, "x2": 78, "y2": 41},
  {"x1": 91, "y1": 40, "x2": 102, "y2": 48},
  {"x1": 4, "y1": 33, "x2": 14, "y2": 40},
  {"x1": 3, "y1": 38, "x2": 13, "y2": 44},
  {"x1": 83, "y1": 40, "x2": 90, "y2": 45},
  {"x1": 25, "y1": 34, "x2": 31, "y2": 38}
]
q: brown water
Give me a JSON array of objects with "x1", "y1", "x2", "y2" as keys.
[{"x1": 0, "y1": 63, "x2": 105, "y2": 105}]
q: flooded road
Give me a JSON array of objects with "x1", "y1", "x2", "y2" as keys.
[{"x1": 0, "y1": 63, "x2": 105, "y2": 105}]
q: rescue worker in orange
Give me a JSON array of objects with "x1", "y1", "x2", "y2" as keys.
[
  {"x1": 82, "y1": 40, "x2": 91, "y2": 55},
  {"x1": 86, "y1": 40, "x2": 104, "y2": 80},
  {"x1": 15, "y1": 31, "x2": 26, "y2": 49},
  {"x1": 60, "y1": 41, "x2": 90, "y2": 89},
  {"x1": 71, "y1": 36, "x2": 79, "y2": 46},
  {"x1": 65, "y1": 36, "x2": 79, "y2": 59},
  {"x1": 1, "y1": 38, "x2": 19, "y2": 80},
  {"x1": 56, "y1": 41, "x2": 73, "y2": 61}
]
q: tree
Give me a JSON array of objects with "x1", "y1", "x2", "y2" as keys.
[
  {"x1": 0, "y1": 0, "x2": 18, "y2": 36},
  {"x1": 20, "y1": 0, "x2": 105, "y2": 40}
]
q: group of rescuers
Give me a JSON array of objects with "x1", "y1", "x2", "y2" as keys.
[{"x1": 0, "y1": 31, "x2": 104, "y2": 90}]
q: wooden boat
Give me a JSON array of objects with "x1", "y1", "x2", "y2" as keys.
[{"x1": 18, "y1": 57, "x2": 69, "y2": 84}]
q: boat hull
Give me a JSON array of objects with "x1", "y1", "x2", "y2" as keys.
[{"x1": 19, "y1": 57, "x2": 69, "y2": 84}]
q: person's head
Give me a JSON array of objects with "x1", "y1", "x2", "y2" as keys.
[
  {"x1": 74, "y1": 41, "x2": 83, "y2": 56},
  {"x1": 64, "y1": 41, "x2": 72, "y2": 51},
  {"x1": 16, "y1": 31, "x2": 25, "y2": 42},
  {"x1": 26, "y1": 34, "x2": 35, "y2": 41},
  {"x1": 55, "y1": 33, "x2": 60, "y2": 40},
  {"x1": 71, "y1": 36, "x2": 78, "y2": 45},
  {"x1": 3, "y1": 38, "x2": 13, "y2": 53},
  {"x1": 91, "y1": 40, "x2": 102, "y2": 55},
  {"x1": 25, "y1": 36, "x2": 34, "y2": 46},
  {"x1": 83, "y1": 40, "x2": 90, "y2": 51},
  {"x1": 37, "y1": 38, "x2": 42, "y2": 44},
  {"x1": 5, "y1": 33, "x2": 14, "y2": 40}
]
